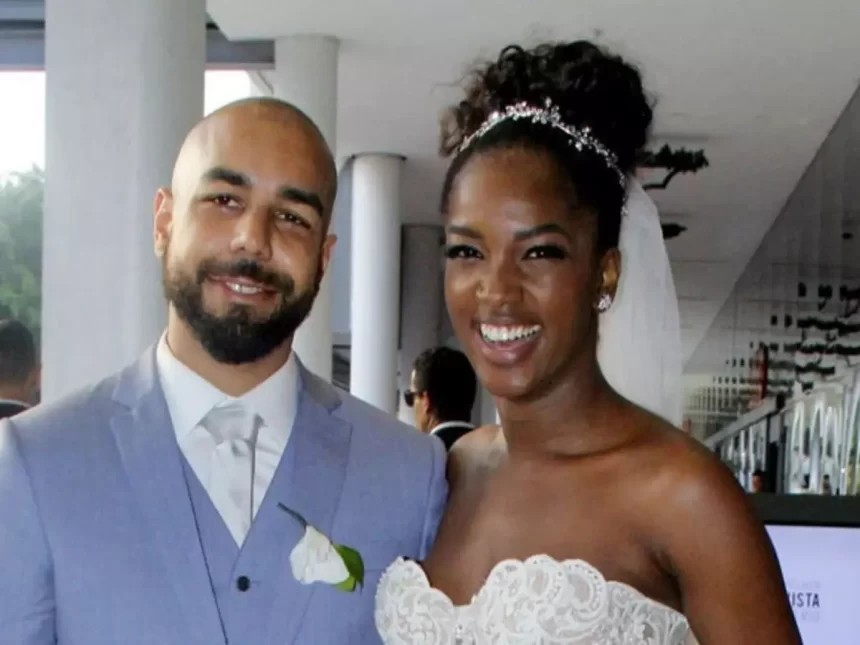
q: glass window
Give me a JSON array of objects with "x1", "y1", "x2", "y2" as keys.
[{"x1": 0, "y1": 71, "x2": 44, "y2": 343}]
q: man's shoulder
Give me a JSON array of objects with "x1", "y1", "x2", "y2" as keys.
[
  {"x1": 334, "y1": 388, "x2": 420, "y2": 436},
  {"x1": 331, "y1": 389, "x2": 447, "y2": 531},
  {"x1": 4, "y1": 370, "x2": 123, "y2": 449},
  {"x1": 332, "y1": 388, "x2": 443, "y2": 454}
]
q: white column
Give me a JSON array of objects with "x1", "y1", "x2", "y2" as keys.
[
  {"x1": 43, "y1": 0, "x2": 205, "y2": 401},
  {"x1": 350, "y1": 154, "x2": 404, "y2": 413},
  {"x1": 397, "y1": 225, "x2": 443, "y2": 424},
  {"x1": 273, "y1": 35, "x2": 339, "y2": 381}
]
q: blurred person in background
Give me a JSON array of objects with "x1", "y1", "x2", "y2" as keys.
[
  {"x1": 0, "y1": 318, "x2": 39, "y2": 419},
  {"x1": 406, "y1": 347, "x2": 477, "y2": 450},
  {"x1": 751, "y1": 469, "x2": 767, "y2": 493}
]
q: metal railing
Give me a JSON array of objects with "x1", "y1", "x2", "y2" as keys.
[{"x1": 705, "y1": 371, "x2": 860, "y2": 496}]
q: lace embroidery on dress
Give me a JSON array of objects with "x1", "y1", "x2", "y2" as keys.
[{"x1": 375, "y1": 555, "x2": 696, "y2": 645}]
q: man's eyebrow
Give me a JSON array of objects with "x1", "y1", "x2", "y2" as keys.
[
  {"x1": 202, "y1": 166, "x2": 251, "y2": 187},
  {"x1": 202, "y1": 166, "x2": 324, "y2": 218},
  {"x1": 280, "y1": 186, "x2": 324, "y2": 218}
]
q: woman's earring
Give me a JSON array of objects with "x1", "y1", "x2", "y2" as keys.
[{"x1": 597, "y1": 293, "x2": 613, "y2": 313}]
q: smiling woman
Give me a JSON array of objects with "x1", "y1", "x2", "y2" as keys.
[
  {"x1": 439, "y1": 41, "x2": 650, "y2": 402},
  {"x1": 373, "y1": 39, "x2": 802, "y2": 645}
]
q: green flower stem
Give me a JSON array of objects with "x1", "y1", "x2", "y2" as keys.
[{"x1": 279, "y1": 502, "x2": 365, "y2": 591}]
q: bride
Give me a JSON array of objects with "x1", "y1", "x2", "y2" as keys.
[{"x1": 374, "y1": 41, "x2": 800, "y2": 644}]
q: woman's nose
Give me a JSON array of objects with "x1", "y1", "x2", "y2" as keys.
[{"x1": 477, "y1": 257, "x2": 522, "y2": 306}]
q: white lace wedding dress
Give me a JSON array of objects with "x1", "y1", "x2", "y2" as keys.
[{"x1": 374, "y1": 555, "x2": 697, "y2": 644}]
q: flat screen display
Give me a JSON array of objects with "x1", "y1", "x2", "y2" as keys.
[{"x1": 765, "y1": 524, "x2": 860, "y2": 643}]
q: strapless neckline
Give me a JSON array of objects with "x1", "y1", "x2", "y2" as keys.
[
  {"x1": 375, "y1": 554, "x2": 694, "y2": 644},
  {"x1": 383, "y1": 555, "x2": 685, "y2": 615}
]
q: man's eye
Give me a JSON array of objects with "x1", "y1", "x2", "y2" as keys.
[
  {"x1": 210, "y1": 194, "x2": 240, "y2": 208},
  {"x1": 275, "y1": 211, "x2": 311, "y2": 229}
]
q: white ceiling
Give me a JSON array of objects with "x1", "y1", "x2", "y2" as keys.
[{"x1": 209, "y1": 0, "x2": 860, "y2": 368}]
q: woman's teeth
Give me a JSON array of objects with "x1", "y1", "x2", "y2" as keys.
[{"x1": 480, "y1": 324, "x2": 541, "y2": 343}]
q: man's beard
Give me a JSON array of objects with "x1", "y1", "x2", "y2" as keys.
[{"x1": 162, "y1": 255, "x2": 319, "y2": 364}]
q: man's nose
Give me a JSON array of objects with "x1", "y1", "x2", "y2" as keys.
[{"x1": 230, "y1": 207, "x2": 272, "y2": 260}]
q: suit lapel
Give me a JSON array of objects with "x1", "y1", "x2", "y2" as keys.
[
  {"x1": 110, "y1": 349, "x2": 226, "y2": 645},
  {"x1": 263, "y1": 365, "x2": 353, "y2": 645}
]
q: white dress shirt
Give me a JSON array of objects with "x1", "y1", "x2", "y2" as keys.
[
  {"x1": 156, "y1": 334, "x2": 299, "y2": 545},
  {"x1": 430, "y1": 421, "x2": 475, "y2": 435},
  {"x1": 0, "y1": 398, "x2": 30, "y2": 409}
]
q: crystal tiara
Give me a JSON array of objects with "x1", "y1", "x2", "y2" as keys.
[{"x1": 454, "y1": 98, "x2": 626, "y2": 187}]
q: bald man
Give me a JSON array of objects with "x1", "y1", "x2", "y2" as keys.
[{"x1": 0, "y1": 98, "x2": 447, "y2": 645}]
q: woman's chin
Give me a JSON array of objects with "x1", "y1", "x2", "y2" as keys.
[{"x1": 479, "y1": 369, "x2": 536, "y2": 403}]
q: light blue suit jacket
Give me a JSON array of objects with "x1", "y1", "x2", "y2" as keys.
[{"x1": 0, "y1": 348, "x2": 448, "y2": 644}]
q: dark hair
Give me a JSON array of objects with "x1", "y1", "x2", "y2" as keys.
[
  {"x1": 412, "y1": 346, "x2": 477, "y2": 423},
  {"x1": 0, "y1": 318, "x2": 37, "y2": 385},
  {"x1": 439, "y1": 40, "x2": 652, "y2": 252}
]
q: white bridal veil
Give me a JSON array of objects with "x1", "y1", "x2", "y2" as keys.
[{"x1": 597, "y1": 179, "x2": 684, "y2": 427}]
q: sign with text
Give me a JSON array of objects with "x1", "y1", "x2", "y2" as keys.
[{"x1": 765, "y1": 524, "x2": 860, "y2": 643}]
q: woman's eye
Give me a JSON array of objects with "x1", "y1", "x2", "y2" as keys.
[
  {"x1": 525, "y1": 245, "x2": 567, "y2": 260},
  {"x1": 444, "y1": 244, "x2": 482, "y2": 260}
]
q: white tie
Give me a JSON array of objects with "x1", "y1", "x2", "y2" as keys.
[{"x1": 202, "y1": 402, "x2": 260, "y2": 546}]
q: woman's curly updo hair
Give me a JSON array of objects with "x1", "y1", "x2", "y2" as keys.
[{"x1": 439, "y1": 40, "x2": 653, "y2": 253}]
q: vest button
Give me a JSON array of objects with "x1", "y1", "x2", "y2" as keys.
[{"x1": 236, "y1": 576, "x2": 251, "y2": 592}]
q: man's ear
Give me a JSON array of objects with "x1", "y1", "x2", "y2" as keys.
[
  {"x1": 318, "y1": 233, "x2": 337, "y2": 277},
  {"x1": 26, "y1": 364, "x2": 41, "y2": 400},
  {"x1": 153, "y1": 187, "x2": 174, "y2": 258},
  {"x1": 424, "y1": 392, "x2": 437, "y2": 419}
]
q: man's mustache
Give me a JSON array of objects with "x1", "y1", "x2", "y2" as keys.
[{"x1": 196, "y1": 258, "x2": 295, "y2": 294}]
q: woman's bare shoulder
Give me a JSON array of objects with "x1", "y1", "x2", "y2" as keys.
[
  {"x1": 446, "y1": 424, "x2": 502, "y2": 483},
  {"x1": 628, "y1": 413, "x2": 800, "y2": 641},
  {"x1": 621, "y1": 408, "x2": 736, "y2": 502}
]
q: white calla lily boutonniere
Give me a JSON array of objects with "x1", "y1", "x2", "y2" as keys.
[{"x1": 279, "y1": 503, "x2": 365, "y2": 592}]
